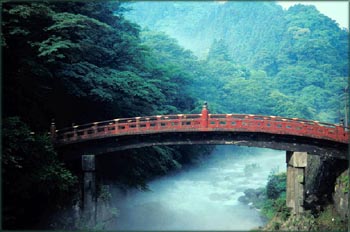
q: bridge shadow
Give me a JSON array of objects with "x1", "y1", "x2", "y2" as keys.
[{"x1": 58, "y1": 131, "x2": 348, "y2": 161}]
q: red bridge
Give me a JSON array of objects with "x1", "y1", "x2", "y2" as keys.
[{"x1": 54, "y1": 103, "x2": 349, "y2": 159}]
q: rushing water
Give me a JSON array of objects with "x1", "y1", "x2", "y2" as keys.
[{"x1": 113, "y1": 145, "x2": 286, "y2": 230}]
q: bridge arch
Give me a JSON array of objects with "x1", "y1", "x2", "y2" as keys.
[{"x1": 54, "y1": 104, "x2": 348, "y2": 160}]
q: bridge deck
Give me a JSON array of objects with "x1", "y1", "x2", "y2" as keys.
[{"x1": 53, "y1": 111, "x2": 349, "y2": 146}]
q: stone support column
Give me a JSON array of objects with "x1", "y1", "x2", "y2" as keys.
[
  {"x1": 286, "y1": 151, "x2": 307, "y2": 214},
  {"x1": 82, "y1": 155, "x2": 96, "y2": 225}
]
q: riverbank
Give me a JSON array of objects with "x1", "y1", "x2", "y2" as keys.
[
  {"x1": 239, "y1": 171, "x2": 348, "y2": 231},
  {"x1": 263, "y1": 204, "x2": 347, "y2": 231}
]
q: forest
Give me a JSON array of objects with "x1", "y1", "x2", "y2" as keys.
[
  {"x1": 2, "y1": 1, "x2": 349, "y2": 229},
  {"x1": 126, "y1": 1, "x2": 348, "y2": 121}
]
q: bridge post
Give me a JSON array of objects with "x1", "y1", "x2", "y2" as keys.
[
  {"x1": 286, "y1": 151, "x2": 307, "y2": 214},
  {"x1": 50, "y1": 119, "x2": 56, "y2": 139},
  {"x1": 92, "y1": 122, "x2": 98, "y2": 133},
  {"x1": 156, "y1": 115, "x2": 161, "y2": 130},
  {"x1": 82, "y1": 155, "x2": 96, "y2": 226},
  {"x1": 201, "y1": 102, "x2": 209, "y2": 128},
  {"x1": 136, "y1": 117, "x2": 140, "y2": 131}
]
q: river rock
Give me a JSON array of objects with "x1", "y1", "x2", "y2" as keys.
[
  {"x1": 243, "y1": 188, "x2": 258, "y2": 199},
  {"x1": 238, "y1": 187, "x2": 266, "y2": 209},
  {"x1": 238, "y1": 195, "x2": 249, "y2": 204}
]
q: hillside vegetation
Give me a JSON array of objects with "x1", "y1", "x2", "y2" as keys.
[{"x1": 126, "y1": 1, "x2": 348, "y2": 122}]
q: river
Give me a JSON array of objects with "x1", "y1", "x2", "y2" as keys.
[{"x1": 113, "y1": 145, "x2": 286, "y2": 230}]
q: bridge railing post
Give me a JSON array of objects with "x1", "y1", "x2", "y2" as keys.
[
  {"x1": 201, "y1": 102, "x2": 209, "y2": 129},
  {"x1": 92, "y1": 122, "x2": 98, "y2": 135},
  {"x1": 72, "y1": 123, "x2": 78, "y2": 139},
  {"x1": 156, "y1": 116, "x2": 161, "y2": 130},
  {"x1": 136, "y1": 117, "x2": 140, "y2": 131},
  {"x1": 50, "y1": 119, "x2": 56, "y2": 140},
  {"x1": 177, "y1": 114, "x2": 182, "y2": 129},
  {"x1": 145, "y1": 118, "x2": 150, "y2": 129}
]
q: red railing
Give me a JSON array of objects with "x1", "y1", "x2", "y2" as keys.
[{"x1": 52, "y1": 106, "x2": 349, "y2": 145}]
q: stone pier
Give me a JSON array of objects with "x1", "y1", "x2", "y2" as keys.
[
  {"x1": 286, "y1": 151, "x2": 307, "y2": 214},
  {"x1": 82, "y1": 155, "x2": 96, "y2": 225}
]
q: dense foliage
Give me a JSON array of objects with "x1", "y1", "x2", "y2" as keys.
[
  {"x1": 126, "y1": 1, "x2": 349, "y2": 123},
  {"x1": 266, "y1": 172, "x2": 287, "y2": 200},
  {"x1": 3, "y1": 2, "x2": 199, "y2": 131},
  {"x1": 2, "y1": 117, "x2": 77, "y2": 229},
  {"x1": 261, "y1": 172, "x2": 290, "y2": 222}
]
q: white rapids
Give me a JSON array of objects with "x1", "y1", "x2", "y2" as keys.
[{"x1": 113, "y1": 145, "x2": 286, "y2": 230}]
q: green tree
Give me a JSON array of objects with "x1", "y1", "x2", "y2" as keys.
[
  {"x1": 2, "y1": 2, "x2": 171, "y2": 128},
  {"x1": 266, "y1": 172, "x2": 287, "y2": 200},
  {"x1": 2, "y1": 117, "x2": 77, "y2": 229}
]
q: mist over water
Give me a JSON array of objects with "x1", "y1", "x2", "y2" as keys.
[{"x1": 113, "y1": 145, "x2": 286, "y2": 230}]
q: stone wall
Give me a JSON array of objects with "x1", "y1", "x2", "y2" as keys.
[{"x1": 304, "y1": 154, "x2": 322, "y2": 196}]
